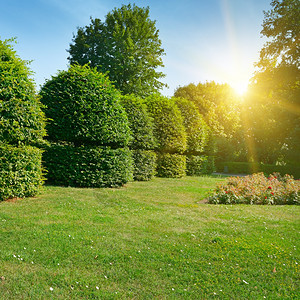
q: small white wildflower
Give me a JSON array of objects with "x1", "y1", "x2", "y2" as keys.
[
  {"x1": 31, "y1": 261, "x2": 34, "y2": 264},
  {"x1": 172, "y1": 288, "x2": 175, "y2": 291},
  {"x1": 104, "y1": 275, "x2": 108, "y2": 279},
  {"x1": 33, "y1": 250, "x2": 36, "y2": 252},
  {"x1": 57, "y1": 263, "x2": 60, "y2": 265},
  {"x1": 49, "y1": 287, "x2": 54, "y2": 291},
  {"x1": 243, "y1": 280, "x2": 249, "y2": 284},
  {"x1": 86, "y1": 285, "x2": 88, "y2": 288},
  {"x1": 13, "y1": 255, "x2": 16, "y2": 258},
  {"x1": 96, "y1": 286, "x2": 99, "y2": 290},
  {"x1": 24, "y1": 247, "x2": 26, "y2": 250}
]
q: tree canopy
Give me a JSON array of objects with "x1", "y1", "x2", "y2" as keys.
[
  {"x1": 68, "y1": 4, "x2": 166, "y2": 97},
  {"x1": 258, "y1": 0, "x2": 299, "y2": 69}
]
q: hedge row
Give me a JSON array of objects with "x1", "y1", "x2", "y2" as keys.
[
  {"x1": 0, "y1": 144, "x2": 44, "y2": 201},
  {"x1": 43, "y1": 143, "x2": 133, "y2": 187},
  {"x1": 186, "y1": 155, "x2": 215, "y2": 176},
  {"x1": 218, "y1": 161, "x2": 300, "y2": 179},
  {"x1": 0, "y1": 39, "x2": 46, "y2": 201}
]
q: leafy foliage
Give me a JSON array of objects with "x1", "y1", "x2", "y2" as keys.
[
  {"x1": 68, "y1": 4, "x2": 166, "y2": 97},
  {"x1": 217, "y1": 161, "x2": 300, "y2": 179},
  {"x1": 245, "y1": 0, "x2": 300, "y2": 165},
  {"x1": 258, "y1": 0, "x2": 299, "y2": 69},
  {"x1": 0, "y1": 39, "x2": 46, "y2": 201},
  {"x1": 0, "y1": 144, "x2": 44, "y2": 201},
  {"x1": 173, "y1": 97, "x2": 209, "y2": 154},
  {"x1": 43, "y1": 143, "x2": 133, "y2": 187},
  {"x1": 0, "y1": 39, "x2": 46, "y2": 145},
  {"x1": 40, "y1": 64, "x2": 131, "y2": 147},
  {"x1": 145, "y1": 95, "x2": 187, "y2": 154},
  {"x1": 132, "y1": 149, "x2": 156, "y2": 181},
  {"x1": 156, "y1": 153, "x2": 186, "y2": 178},
  {"x1": 120, "y1": 94, "x2": 156, "y2": 150},
  {"x1": 186, "y1": 155, "x2": 215, "y2": 176},
  {"x1": 208, "y1": 173, "x2": 299, "y2": 205}
]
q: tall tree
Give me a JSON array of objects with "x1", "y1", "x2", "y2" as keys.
[
  {"x1": 247, "y1": 0, "x2": 300, "y2": 164},
  {"x1": 68, "y1": 4, "x2": 166, "y2": 97},
  {"x1": 258, "y1": 0, "x2": 299, "y2": 69}
]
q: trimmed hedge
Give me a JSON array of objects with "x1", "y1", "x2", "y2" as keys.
[
  {"x1": 173, "y1": 97, "x2": 209, "y2": 154},
  {"x1": 156, "y1": 153, "x2": 186, "y2": 178},
  {"x1": 186, "y1": 155, "x2": 215, "y2": 176},
  {"x1": 0, "y1": 39, "x2": 46, "y2": 146},
  {"x1": 40, "y1": 64, "x2": 131, "y2": 147},
  {"x1": 0, "y1": 144, "x2": 44, "y2": 201},
  {"x1": 132, "y1": 150, "x2": 157, "y2": 181},
  {"x1": 0, "y1": 39, "x2": 46, "y2": 201},
  {"x1": 120, "y1": 95, "x2": 156, "y2": 150},
  {"x1": 219, "y1": 161, "x2": 300, "y2": 179},
  {"x1": 145, "y1": 95, "x2": 187, "y2": 154},
  {"x1": 43, "y1": 143, "x2": 133, "y2": 187}
]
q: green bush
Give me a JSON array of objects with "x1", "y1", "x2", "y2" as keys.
[
  {"x1": 0, "y1": 144, "x2": 44, "y2": 201},
  {"x1": 0, "y1": 39, "x2": 46, "y2": 201},
  {"x1": 218, "y1": 161, "x2": 300, "y2": 179},
  {"x1": 145, "y1": 95, "x2": 187, "y2": 154},
  {"x1": 40, "y1": 64, "x2": 131, "y2": 147},
  {"x1": 0, "y1": 39, "x2": 46, "y2": 146},
  {"x1": 173, "y1": 97, "x2": 209, "y2": 154},
  {"x1": 132, "y1": 150, "x2": 157, "y2": 181},
  {"x1": 43, "y1": 143, "x2": 133, "y2": 187},
  {"x1": 156, "y1": 153, "x2": 186, "y2": 178},
  {"x1": 186, "y1": 155, "x2": 215, "y2": 176},
  {"x1": 120, "y1": 95, "x2": 156, "y2": 150},
  {"x1": 208, "y1": 173, "x2": 299, "y2": 205}
]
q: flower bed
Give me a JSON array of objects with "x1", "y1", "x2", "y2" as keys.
[{"x1": 208, "y1": 173, "x2": 299, "y2": 205}]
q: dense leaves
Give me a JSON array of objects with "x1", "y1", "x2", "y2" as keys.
[
  {"x1": 246, "y1": 0, "x2": 300, "y2": 164},
  {"x1": 186, "y1": 155, "x2": 215, "y2": 176},
  {"x1": 156, "y1": 153, "x2": 186, "y2": 178},
  {"x1": 145, "y1": 95, "x2": 187, "y2": 154},
  {"x1": 40, "y1": 64, "x2": 131, "y2": 147},
  {"x1": 0, "y1": 144, "x2": 44, "y2": 201},
  {"x1": 120, "y1": 94, "x2": 156, "y2": 150},
  {"x1": 0, "y1": 39, "x2": 45, "y2": 200},
  {"x1": 258, "y1": 0, "x2": 300, "y2": 69},
  {"x1": 68, "y1": 4, "x2": 166, "y2": 97},
  {"x1": 174, "y1": 97, "x2": 209, "y2": 154},
  {"x1": 43, "y1": 143, "x2": 133, "y2": 188},
  {"x1": 132, "y1": 150, "x2": 157, "y2": 181},
  {"x1": 0, "y1": 39, "x2": 46, "y2": 145}
]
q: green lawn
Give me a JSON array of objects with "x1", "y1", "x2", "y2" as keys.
[{"x1": 0, "y1": 176, "x2": 299, "y2": 299}]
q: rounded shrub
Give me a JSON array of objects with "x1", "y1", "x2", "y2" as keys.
[
  {"x1": 43, "y1": 143, "x2": 133, "y2": 188},
  {"x1": 132, "y1": 150, "x2": 157, "y2": 181},
  {"x1": 0, "y1": 39, "x2": 46, "y2": 200},
  {"x1": 145, "y1": 95, "x2": 187, "y2": 154},
  {"x1": 120, "y1": 94, "x2": 156, "y2": 150},
  {"x1": 156, "y1": 153, "x2": 186, "y2": 178},
  {"x1": 0, "y1": 144, "x2": 44, "y2": 201},
  {"x1": 173, "y1": 97, "x2": 209, "y2": 154},
  {"x1": 40, "y1": 64, "x2": 131, "y2": 147},
  {"x1": 0, "y1": 39, "x2": 46, "y2": 145},
  {"x1": 120, "y1": 94, "x2": 157, "y2": 181},
  {"x1": 186, "y1": 155, "x2": 215, "y2": 176}
]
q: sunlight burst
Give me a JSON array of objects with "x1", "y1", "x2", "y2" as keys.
[{"x1": 231, "y1": 81, "x2": 248, "y2": 96}]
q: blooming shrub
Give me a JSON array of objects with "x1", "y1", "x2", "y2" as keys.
[{"x1": 208, "y1": 173, "x2": 300, "y2": 205}]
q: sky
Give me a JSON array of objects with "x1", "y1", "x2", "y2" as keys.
[{"x1": 0, "y1": 0, "x2": 271, "y2": 96}]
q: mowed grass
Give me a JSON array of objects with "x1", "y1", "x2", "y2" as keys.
[{"x1": 0, "y1": 176, "x2": 299, "y2": 299}]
